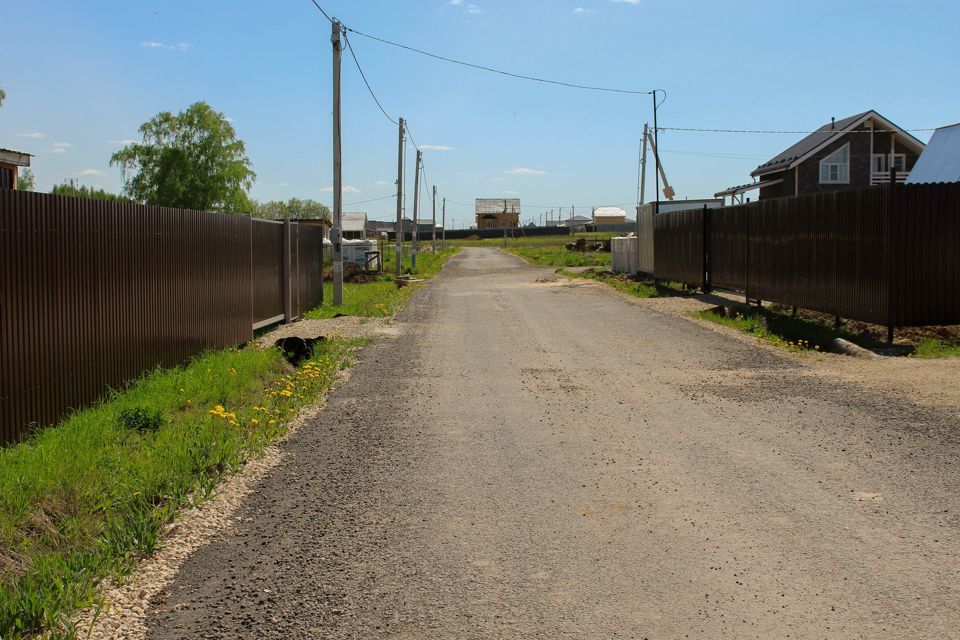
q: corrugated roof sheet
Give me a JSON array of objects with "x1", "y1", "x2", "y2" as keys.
[
  {"x1": 906, "y1": 123, "x2": 960, "y2": 184},
  {"x1": 475, "y1": 198, "x2": 520, "y2": 214},
  {"x1": 342, "y1": 212, "x2": 367, "y2": 231},
  {"x1": 593, "y1": 206, "x2": 626, "y2": 218}
]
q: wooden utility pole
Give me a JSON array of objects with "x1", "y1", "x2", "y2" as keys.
[
  {"x1": 412, "y1": 149, "x2": 422, "y2": 271},
  {"x1": 441, "y1": 197, "x2": 446, "y2": 249},
  {"x1": 432, "y1": 185, "x2": 437, "y2": 252},
  {"x1": 395, "y1": 117, "x2": 405, "y2": 277},
  {"x1": 331, "y1": 20, "x2": 344, "y2": 305}
]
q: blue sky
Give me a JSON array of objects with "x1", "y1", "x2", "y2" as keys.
[{"x1": 2, "y1": 0, "x2": 957, "y2": 228}]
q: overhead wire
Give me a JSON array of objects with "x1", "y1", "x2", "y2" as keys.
[{"x1": 342, "y1": 32, "x2": 398, "y2": 126}]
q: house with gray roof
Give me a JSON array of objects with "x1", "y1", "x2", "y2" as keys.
[
  {"x1": 906, "y1": 122, "x2": 960, "y2": 184},
  {"x1": 716, "y1": 110, "x2": 925, "y2": 203}
]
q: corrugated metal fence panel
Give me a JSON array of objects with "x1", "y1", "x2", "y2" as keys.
[
  {"x1": 251, "y1": 219, "x2": 285, "y2": 326},
  {"x1": 653, "y1": 207, "x2": 704, "y2": 286},
  {"x1": 637, "y1": 205, "x2": 655, "y2": 274},
  {"x1": 0, "y1": 190, "x2": 252, "y2": 444},
  {"x1": 297, "y1": 223, "x2": 326, "y2": 314},
  {"x1": 893, "y1": 183, "x2": 960, "y2": 326},
  {"x1": 710, "y1": 204, "x2": 748, "y2": 290},
  {"x1": 834, "y1": 187, "x2": 889, "y2": 325}
]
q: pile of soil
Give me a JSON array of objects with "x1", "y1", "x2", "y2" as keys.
[
  {"x1": 565, "y1": 238, "x2": 611, "y2": 252},
  {"x1": 323, "y1": 262, "x2": 381, "y2": 284}
]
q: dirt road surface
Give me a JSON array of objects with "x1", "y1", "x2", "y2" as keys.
[{"x1": 147, "y1": 248, "x2": 960, "y2": 639}]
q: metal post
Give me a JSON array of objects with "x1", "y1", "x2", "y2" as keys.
[
  {"x1": 432, "y1": 185, "x2": 437, "y2": 252},
  {"x1": 637, "y1": 123, "x2": 648, "y2": 274},
  {"x1": 442, "y1": 197, "x2": 446, "y2": 249},
  {"x1": 412, "y1": 149, "x2": 422, "y2": 271},
  {"x1": 331, "y1": 20, "x2": 344, "y2": 305},
  {"x1": 652, "y1": 91, "x2": 660, "y2": 223},
  {"x1": 283, "y1": 219, "x2": 292, "y2": 322},
  {"x1": 887, "y1": 165, "x2": 896, "y2": 344},
  {"x1": 395, "y1": 118, "x2": 405, "y2": 278}
]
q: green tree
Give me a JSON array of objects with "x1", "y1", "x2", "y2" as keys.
[
  {"x1": 252, "y1": 197, "x2": 331, "y2": 221},
  {"x1": 110, "y1": 101, "x2": 255, "y2": 213},
  {"x1": 0, "y1": 87, "x2": 6, "y2": 108},
  {"x1": 16, "y1": 169, "x2": 35, "y2": 191},
  {"x1": 51, "y1": 181, "x2": 129, "y2": 202}
]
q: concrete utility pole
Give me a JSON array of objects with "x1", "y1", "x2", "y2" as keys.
[
  {"x1": 395, "y1": 117, "x2": 405, "y2": 278},
  {"x1": 442, "y1": 197, "x2": 446, "y2": 249},
  {"x1": 412, "y1": 149, "x2": 422, "y2": 271},
  {"x1": 637, "y1": 122, "x2": 648, "y2": 273},
  {"x1": 331, "y1": 20, "x2": 344, "y2": 305},
  {"x1": 432, "y1": 185, "x2": 437, "y2": 252}
]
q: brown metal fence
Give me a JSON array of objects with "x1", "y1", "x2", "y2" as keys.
[
  {"x1": 653, "y1": 182, "x2": 960, "y2": 329},
  {"x1": 1, "y1": 190, "x2": 329, "y2": 444}
]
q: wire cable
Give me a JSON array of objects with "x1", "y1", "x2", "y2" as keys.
[
  {"x1": 344, "y1": 193, "x2": 398, "y2": 206},
  {"x1": 308, "y1": 0, "x2": 333, "y2": 23},
  {"x1": 343, "y1": 32, "x2": 398, "y2": 126},
  {"x1": 345, "y1": 25, "x2": 651, "y2": 95},
  {"x1": 658, "y1": 126, "x2": 938, "y2": 134}
]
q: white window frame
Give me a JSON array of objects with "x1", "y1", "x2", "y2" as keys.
[
  {"x1": 872, "y1": 153, "x2": 888, "y2": 174},
  {"x1": 890, "y1": 153, "x2": 906, "y2": 173},
  {"x1": 819, "y1": 143, "x2": 850, "y2": 185}
]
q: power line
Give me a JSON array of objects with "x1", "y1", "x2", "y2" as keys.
[
  {"x1": 308, "y1": 0, "x2": 333, "y2": 23},
  {"x1": 660, "y1": 149, "x2": 770, "y2": 160},
  {"x1": 343, "y1": 32, "x2": 398, "y2": 126},
  {"x1": 345, "y1": 25, "x2": 651, "y2": 95},
  {"x1": 306, "y1": 2, "x2": 651, "y2": 95},
  {"x1": 658, "y1": 126, "x2": 938, "y2": 134},
  {"x1": 344, "y1": 193, "x2": 398, "y2": 206}
]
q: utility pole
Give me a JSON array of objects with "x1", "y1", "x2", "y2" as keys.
[
  {"x1": 653, "y1": 91, "x2": 661, "y2": 222},
  {"x1": 432, "y1": 185, "x2": 437, "y2": 252},
  {"x1": 331, "y1": 20, "x2": 344, "y2": 305},
  {"x1": 412, "y1": 149, "x2": 422, "y2": 271},
  {"x1": 441, "y1": 197, "x2": 446, "y2": 249},
  {"x1": 637, "y1": 123, "x2": 648, "y2": 273},
  {"x1": 394, "y1": 117, "x2": 405, "y2": 278}
]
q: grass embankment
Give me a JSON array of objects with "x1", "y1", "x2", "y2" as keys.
[
  {"x1": 695, "y1": 305, "x2": 960, "y2": 358},
  {"x1": 556, "y1": 268, "x2": 684, "y2": 299},
  {"x1": 450, "y1": 233, "x2": 613, "y2": 268},
  {"x1": 0, "y1": 340, "x2": 362, "y2": 638},
  {"x1": 305, "y1": 247, "x2": 458, "y2": 320}
]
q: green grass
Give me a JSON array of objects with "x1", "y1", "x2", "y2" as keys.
[
  {"x1": 0, "y1": 340, "x2": 361, "y2": 638},
  {"x1": 694, "y1": 305, "x2": 873, "y2": 353},
  {"x1": 913, "y1": 338, "x2": 960, "y2": 359},
  {"x1": 556, "y1": 268, "x2": 684, "y2": 299},
  {"x1": 306, "y1": 247, "x2": 459, "y2": 320},
  {"x1": 449, "y1": 233, "x2": 613, "y2": 268}
]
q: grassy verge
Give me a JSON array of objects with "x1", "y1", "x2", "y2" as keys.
[
  {"x1": 0, "y1": 339, "x2": 362, "y2": 638},
  {"x1": 696, "y1": 304, "x2": 960, "y2": 358},
  {"x1": 306, "y1": 247, "x2": 459, "y2": 320},
  {"x1": 694, "y1": 305, "x2": 876, "y2": 353},
  {"x1": 556, "y1": 268, "x2": 684, "y2": 299},
  {"x1": 913, "y1": 338, "x2": 960, "y2": 359}
]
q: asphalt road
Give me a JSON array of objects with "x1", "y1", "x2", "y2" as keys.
[{"x1": 148, "y1": 248, "x2": 960, "y2": 639}]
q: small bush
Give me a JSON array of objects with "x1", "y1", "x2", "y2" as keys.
[{"x1": 117, "y1": 407, "x2": 164, "y2": 434}]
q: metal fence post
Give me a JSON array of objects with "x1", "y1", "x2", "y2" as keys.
[
  {"x1": 886, "y1": 166, "x2": 897, "y2": 344},
  {"x1": 283, "y1": 218, "x2": 292, "y2": 323},
  {"x1": 702, "y1": 204, "x2": 712, "y2": 293}
]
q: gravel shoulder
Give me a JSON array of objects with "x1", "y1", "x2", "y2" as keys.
[{"x1": 145, "y1": 247, "x2": 960, "y2": 639}]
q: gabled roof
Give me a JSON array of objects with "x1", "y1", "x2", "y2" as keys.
[
  {"x1": 752, "y1": 110, "x2": 925, "y2": 177},
  {"x1": 906, "y1": 123, "x2": 960, "y2": 184},
  {"x1": 476, "y1": 198, "x2": 520, "y2": 215}
]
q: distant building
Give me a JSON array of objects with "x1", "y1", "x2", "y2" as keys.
[
  {"x1": 906, "y1": 122, "x2": 960, "y2": 184},
  {"x1": 716, "y1": 110, "x2": 925, "y2": 204},
  {"x1": 563, "y1": 215, "x2": 593, "y2": 232},
  {"x1": 342, "y1": 212, "x2": 367, "y2": 239},
  {"x1": 0, "y1": 148, "x2": 32, "y2": 190},
  {"x1": 475, "y1": 198, "x2": 520, "y2": 229},
  {"x1": 366, "y1": 220, "x2": 395, "y2": 235},
  {"x1": 592, "y1": 206, "x2": 627, "y2": 225}
]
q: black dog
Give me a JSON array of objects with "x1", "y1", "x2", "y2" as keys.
[{"x1": 274, "y1": 336, "x2": 325, "y2": 366}]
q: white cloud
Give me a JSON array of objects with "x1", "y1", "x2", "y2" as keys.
[
  {"x1": 140, "y1": 40, "x2": 191, "y2": 51},
  {"x1": 272, "y1": 182, "x2": 290, "y2": 188},
  {"x1": 375, "y1": 180, "x2": 389, "y2": 187},
  {"x1": 466, "y1": 4, "x2": 482, "y2": 13},
  {"x1": 421, "y1": 144, "x2": 454, "y2": 151},
  {"x1": 16, "y1": 132, "x2": 45, "y2": 139},
  {"x1": 78, "y1": 169, "x2": 107, "y2": 177},
  {"x1": 50, "y1": 148, "x2": 67, "y2": 155},
  {"x1": 574, "y1": 7, "x2": 595, "y2": 13},
  {"x1": 108, "y1": 139, "x2": 138, "y2": 145},
  {"x1": 611, "y1": 0, "x2": 641, "y2": 4},
  {"x1": 321, "y1": 185, "x2": 361, "y2": 193},
  {"x1": 506, "y1": 167, "x2": 546, "y2": 175},
  {"x1": 449, "y1": 0, "x2": 463, "y2": 4},
  {"x1": 53, "y1": 142, "x2": 73, "y2": 148}
]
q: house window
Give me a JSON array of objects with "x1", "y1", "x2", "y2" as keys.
[
  {"x1": 890, "y1": 154, "x2": 906, "y2": 172},
  {"x1": 871, "y1": 153, "x2": 906, "y2": 175},
  {"x1": 819, "y1": 144, "x2": 850, "y2": 184}
]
